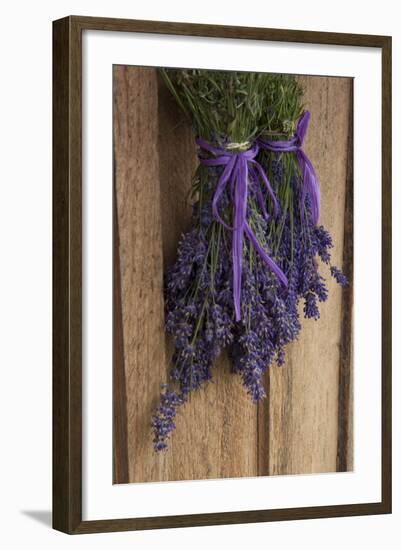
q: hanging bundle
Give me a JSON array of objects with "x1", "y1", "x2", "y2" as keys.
[{"x1": 152, "y1": 69, "x2": 347, "y2": 452}]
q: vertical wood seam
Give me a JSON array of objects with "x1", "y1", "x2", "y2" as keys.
[
  {"x1": 113, "y1": 158, "x2": 130, "y2": 483},
  {"x1": 336, "y1": 81, "x2": 354, "y2": 472}
]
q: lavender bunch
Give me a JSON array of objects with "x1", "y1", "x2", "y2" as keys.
[{"x1": 152, "y1": 69, "x2": 347, "y2": 451}]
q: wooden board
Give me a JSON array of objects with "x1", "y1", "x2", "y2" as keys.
[{"x1": 113, "y1": 66, "x2": 353, "y2": 483}]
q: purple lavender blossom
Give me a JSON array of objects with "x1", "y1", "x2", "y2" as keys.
[
  {"x1": 330, "y1": 265, "x2": 348, "y2": 286},
  {"x1": 151, "y1": 389, "x2": 185, "y2": 451},
  {"x1": 303, "y1": 292, "x2": 320, "y2": 320}
]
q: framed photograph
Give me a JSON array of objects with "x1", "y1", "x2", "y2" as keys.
[{"x1": 53, "y1": 16, "x2": 392, "y2": 534}]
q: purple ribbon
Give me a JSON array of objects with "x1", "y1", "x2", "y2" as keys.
[
  {"x1": 258, "y1": 111, "x2": 320, "y2": 225},
  {"x1": 196, "y1": 137, "x2": 288, "y2": 322}
]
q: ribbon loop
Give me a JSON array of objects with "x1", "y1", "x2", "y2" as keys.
[
  {"x1": 196, "y1": 137, "x2": 288, "y2": 322},
  {"x1": 258, "y1": 111, "x2": 320, "y2": 225}
]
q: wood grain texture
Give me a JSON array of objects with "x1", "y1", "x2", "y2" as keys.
[
  {"x1": 113, "y1": 66, "x2": 172, "y2": 482},
  {"x1": 261, "y1": 77, "x2": 353, "y2": 476},
  {"x1": 113, "y1": 178, "x2": 129, "y2": 483}
]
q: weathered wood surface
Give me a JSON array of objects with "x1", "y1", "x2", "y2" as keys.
[
  {"x1": 113, "y1": 67, "x2": 169, "y2": 483},
  {"x1": 113, "y1": 66, "x2": 353, "y2": 483},
  {"x1": 112, "y1": 176, "x2": 129, "y2": 484}
]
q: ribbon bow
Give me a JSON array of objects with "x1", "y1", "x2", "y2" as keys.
[
  {"x1": 196, "y1": 137, "x2": 288, "y2": 322},
  {"x1": 258, "y1": 111, "x2": 320, "y2": 225}
]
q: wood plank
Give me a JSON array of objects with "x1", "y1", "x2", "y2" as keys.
[
  {"x1": 113, "y1": 66, "x2": 170, "y2": 482},
  {"x1": 112, "y1": 177, "x2": 129, "y2": 484},
  {"x1": 261, "y1": 76, "x2": 353, "y2": 476}
]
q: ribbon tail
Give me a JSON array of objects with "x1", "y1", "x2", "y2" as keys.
[
  {"x1": 211, "y1": 156, "x2": 236, "y2": 229},
  {"x1": 232, "y1": 158, "x2": 248, "y2": 321},
  {"x1": 244, "y1": 222, "x2": 288, "y2": 287},
  {"x1": 232, "y1": 227, "x2": 243, "y2": 322}
]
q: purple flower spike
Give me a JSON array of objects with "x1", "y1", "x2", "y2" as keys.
[{"x1": 330, "y1": 266, "x2": 348, "y2": 286}]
